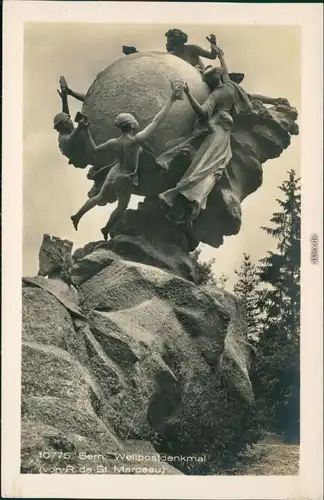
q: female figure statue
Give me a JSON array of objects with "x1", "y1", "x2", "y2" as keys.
[
  {"x1": 157, "y1": 47, "x2": 253, "y2": 226},
  {"x1": 71, "y1": 84, "x2": 182, "y2": 240},
  {"x1": 165, "y1": 32, "x2": 251, "y2": 87},
  {"x1": 165, "y1": 29, "x2": 218, "y2": 69}
]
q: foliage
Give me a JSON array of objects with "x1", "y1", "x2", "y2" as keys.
[
  {"x1": 190, "y1": 248, "x2": 228, "y2": 288},
  {"x1": 233, "y1": 253, "x2": 261, "y2": 342},
  {"x1": 152, "y1": 372, "x2": 262, "y2": 474},
  {"x1": 255, "y1": 170, "x2": 301, "y2": 443}
]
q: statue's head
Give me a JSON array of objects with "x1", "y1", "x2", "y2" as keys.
[
  {"x1": 53, "y1": 112, "x2": 74, "y2": 134},
  {"x1": 165, "y1": 29, "x2": 188, "y2": 51},
  {"x1": 38, "y1": 234, "x2": 74, "y2": 283},
  {"x1": 202, "y1": 66, "x2": 223, "y2": 89},
  {"x1": 114, "y1": 113, "x2": 139, "y2": 133},
  {"x1": 203, "y1": 68, "x2": 245, "y2": 86}
]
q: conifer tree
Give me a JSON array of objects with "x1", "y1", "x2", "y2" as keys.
[
  {"x1": 191, "y1": 249, "x2": 228, "y2": 288},
  {"x1": 256, "y1": 170, "x2": 301, "y2": 442},
  {"x1": 233, "y1": 253, "x2": 261, "y2": 342}
]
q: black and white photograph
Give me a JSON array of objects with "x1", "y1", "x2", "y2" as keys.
[{"x1": 2, "y1": 2, "x2": 323, "y2": 499}]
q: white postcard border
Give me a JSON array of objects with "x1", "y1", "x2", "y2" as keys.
[{"x1": 2, "y1": 2, "x2": 323, "y2": 499}]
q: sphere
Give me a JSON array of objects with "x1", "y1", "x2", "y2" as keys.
[{"x1": 82, "y1": 51, "x2": 209, "y2": 161}]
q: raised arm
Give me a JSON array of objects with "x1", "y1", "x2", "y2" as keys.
[
  {"x1": 196, "y1": 56, "x2": 206, "y2": 73},
  {"x1": 67, "y1": 89, "x2": 86, "y2": 103},
  {"x1": 192, "y1": 45, "x2": 218, "y2": 61},
  {"x1": 196, "y1": 33, "x2": 218, "y2": 60},
  {"x1": 84, "y1": 126, "x2": 118, "y2": 153},
  {"x1": 135, "y1": 87, "x2": 179, "y2": 142},
  {"x1": 217, "y1": 47, "x2": 230, "y2": 83},
  {"x1": 248, "y1": 94, "x2": 291, "y2": 106},
  {"x1": 184, "y1": 83, "x2": 208, "y2": 118},
  {"x1": 57, "y1": 87, "x2": 70, "y2": 115}
]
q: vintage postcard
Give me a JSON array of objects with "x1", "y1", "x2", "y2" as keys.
[{"x1": 2, "y1": 1, "x2": 323, "y2": 499}]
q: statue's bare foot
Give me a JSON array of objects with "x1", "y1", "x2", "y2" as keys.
[
  {"x1": 71, "y1": 215, "x2": 79, "y2": 231},
  {"x1": 101, "y1": 227, "x2": 109, "y2": 241}
]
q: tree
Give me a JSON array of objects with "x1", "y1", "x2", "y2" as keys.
[
  {"x1": 255, "y1": 170, "x2": 301, "y2": 443},
  {"x1": 233, "y1": 253, "x2": 261, "y2": 342},
  {"x1": 191, "y1": 248, "x2": 228, "y2": 288}
]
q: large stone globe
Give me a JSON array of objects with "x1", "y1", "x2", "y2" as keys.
[
  {"x1": 83, "y1": 51, "x2": 208, "y2": 156},
  {"x1": 82, "y1": 51, "x2": 209, "y2": 196}
]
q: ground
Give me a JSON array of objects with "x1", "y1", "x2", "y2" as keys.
[{"x1": 228, "y1": 433, "x2": 300, "y2": 475}]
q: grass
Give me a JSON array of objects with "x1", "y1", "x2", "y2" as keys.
[{"x1": 225, "y1": 433, "x2": 300, "y2": 475}]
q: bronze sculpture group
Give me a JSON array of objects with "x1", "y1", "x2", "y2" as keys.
[{"x1": 54, "y1": 29, "x2": 291, "y2": 240}]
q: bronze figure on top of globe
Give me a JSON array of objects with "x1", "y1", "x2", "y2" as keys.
[{"x1": 53, "y1": 29, "x2": 298, "y2": 269}]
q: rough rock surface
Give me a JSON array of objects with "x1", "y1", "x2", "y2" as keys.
[
  {"x1": 22, "y1": 247, "x2": 259, "y2": 475},
  {"x1": 72, "y1": 206, "x2": 198, "y2": 282},
  {"x1": 22, "y1": 285, "x2": 181, "y2": 475},
  {"x1": 81, "y1": 51, "x2": 299, "y2": 248}
]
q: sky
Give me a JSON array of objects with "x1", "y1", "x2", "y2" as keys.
[{"x1": 23, "y1": 23, "x2": 301, "y2": 289}]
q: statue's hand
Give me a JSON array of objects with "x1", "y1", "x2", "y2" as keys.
[
  {"x1": 206, "y1": 33, "x2": 217, "y2": 46},
  {"x1": 170, "y1": 81, "x2": 184, "y2": 101},
  {"x1": 171, "y1": 89, "x2": 179, "y2": 101},
  {"x1": 59, "y1": 76, "x2": 69, "y2": 91},
  {"x1": 183, "y1": 82, "x2": 190, "y2": 95},
  {"x1": 217, "y1": 47, "x2": 224, "y2": 57}
]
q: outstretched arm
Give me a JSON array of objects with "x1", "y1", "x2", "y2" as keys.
[
  {"x1": 135, "y1": 89, "x2": 178, "y2": 142},
  {"x1": 57, "y1": 88, "x2": 70, "y2": 115},
  {"x1": 196, "y1": 33, "x2": 218, "y2": 60},
  {"x1": 248, "y1": 94, "x2": 291, "y2": 106},
  {"x1": 68, "y1": 89, "x2": 86, "y2": 103},
  {"x1": 84, "y1": 126, "x2": 118, "y2": 153},
  {"x1": 184, "y1": 83, "x2": 208, "y2": 118},
  {"x1": 193, "y1": 45, "x2": 218, "y2": 60},
  {"x1": 217, "y1": 47, "x2": 230, "y2": 83}
]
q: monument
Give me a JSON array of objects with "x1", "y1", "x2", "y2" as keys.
[
  {"x1": 21, "y1": 40, "x2": 299, "y2": 475},
  {"x1": 59, "y1": 47, "x2": 299, "y2": 279}
]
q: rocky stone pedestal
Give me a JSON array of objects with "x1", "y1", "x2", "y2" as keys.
[
  {"x1": 109, "y1": 198, "x2": 200, "y2": 279},
  {"x1": 72, "y1": 198, "x2": 200, "y2": 282},
  {"x1": 22, "y1": 239, "x2": 259, "y2": 475}
]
